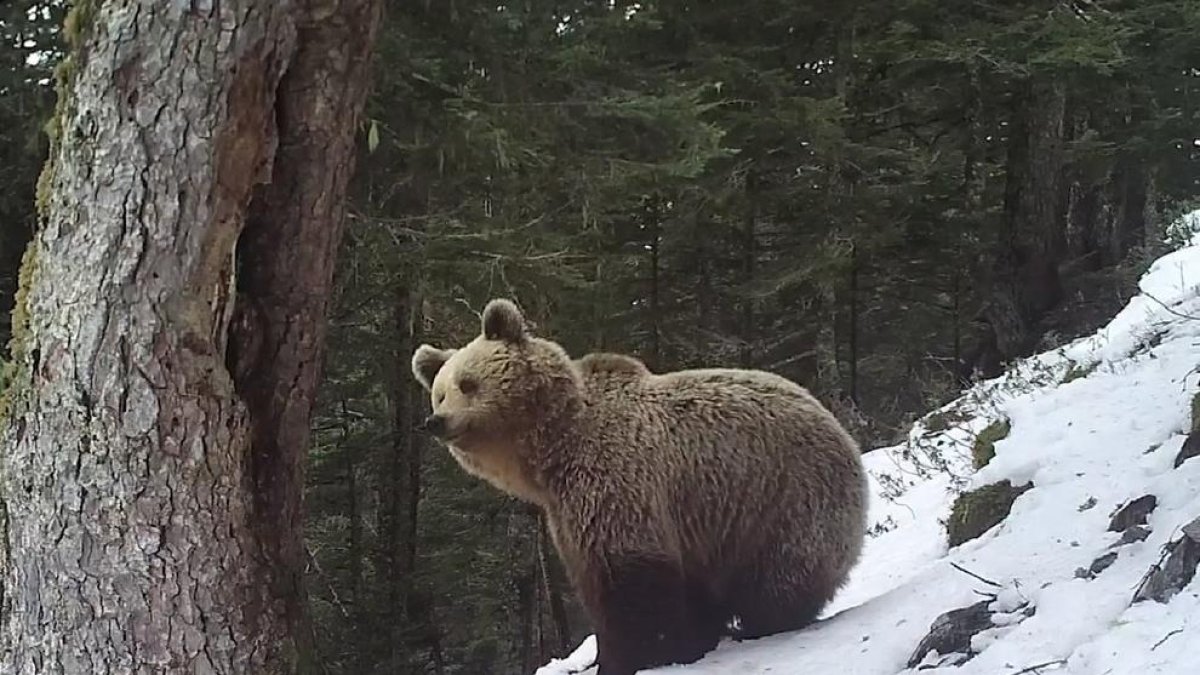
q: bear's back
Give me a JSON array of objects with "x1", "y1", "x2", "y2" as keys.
[
  {"x1": 574, "y1": 352, "x2": 651, "y2": 379},
  {"x1": 563, "y1": 361, "x2": 864, "y2": 570},
  {"x1": 573, "y1": 361, "x2": 858, "y2": 487}
]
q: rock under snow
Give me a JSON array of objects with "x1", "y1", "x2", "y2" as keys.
[
  {"x1": 1132, "y1": 516, "x2": 1200, "y2": 605},
  {"x1": 1107, "y1": 494, "x2": 1159, "y2": 533}
]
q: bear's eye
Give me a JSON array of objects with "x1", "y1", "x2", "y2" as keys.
[{"x1": 458, "y1": 377, "x2": 479, "y2": 395}]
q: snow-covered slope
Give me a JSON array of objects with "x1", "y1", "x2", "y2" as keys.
[{"x1": 538, "y1": 215, "x2": 1200, "y2": 675}]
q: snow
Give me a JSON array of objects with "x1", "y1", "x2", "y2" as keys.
[{"x1": 537, "y1": 214, "x2": 1200, "y2": 675}]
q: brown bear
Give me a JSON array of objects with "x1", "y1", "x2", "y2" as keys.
[{"x1": 411, "y1": 299, "x2": 868, "y2": 675}]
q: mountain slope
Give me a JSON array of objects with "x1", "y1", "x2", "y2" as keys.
[{"x1": 538, "y1": 215, "x2": 1200, "y2": 675}]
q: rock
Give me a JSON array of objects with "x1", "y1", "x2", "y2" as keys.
[
  {"x1": 1077, "y1": 496, "x2": 1098, "y2": 512},
  {"x1": 1108, "y1": 495, "x2": 1157, "y2": 532},
  {"x1": 1112, "y1": 525, "x2": 1151, "y2": 548},
  {"x1": 946, "y1": 481, "x2": 1033, "y2": 547},
  {"x1": 1133, "y1": 516, "x2": 1200, "y2": 604},
  {"x1": 971, "y1": 419, "x2": 1012, "y2": 470},
  {"x1": 1175, "y1": 431, "x2": 1199, "y2": 468},
  {"x1": 906, "y1": 601, "x2": 993, "y2": 669},
  {"x1": 1076, "y1": 551, "x2": 1119, "y2": 579},
  {"x1": 1091, "y1": 551, "x2": 1118, "y2": 574}
]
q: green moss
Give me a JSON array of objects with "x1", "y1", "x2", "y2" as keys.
[
  {"x1": 37, "y1": 1, "x2": 101, "y2": 216},
  {"x1": 34, "y1": 146, "x2": 58, "y2": 217},
  {"x1": 971, "y1": 418, "x2": 1011, "y2": 470},
  {"x1": 6, "y1": 2, "x2": 100, "y2": 423},
  {"x1": 0, "y1": 245, "x2": 39, "y2": 422},
  {"x1": 1061, "y1": 360, "x2": 1097, "y2": 385},
  {"x1": 1191, "y1": 390, "x2": 1200, "y2": 434},
  {"x1": 36, "y1": 54, "x2": 74, "y2": 217},
  {"x1": 923, "y1": 409, "x2": 967, "y2": 434},
  {"x1": 946, "y1": 480, "x2": 1032, "y2": 547},
  {"x1": 925, "y1": 412, "x2": 949, "y2": 432},
  {"x1": 63, "y1": 0, "x2": 100, "y2": 50}
]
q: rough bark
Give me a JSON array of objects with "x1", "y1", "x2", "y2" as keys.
[
  {"x1": 226, "y1": 0, "x2": 384, "y2": 665},
  {"x1": 0, "y1": 1, "x2": 382, "y2": 672}
]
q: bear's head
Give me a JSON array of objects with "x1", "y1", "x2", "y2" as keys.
[{"x1": 411, "y1": 299, "x2": 582, "y2": 503}]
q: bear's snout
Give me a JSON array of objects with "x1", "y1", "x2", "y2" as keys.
[{"x1": 418, "y1": 413, "x2": 448, "y2": 438}]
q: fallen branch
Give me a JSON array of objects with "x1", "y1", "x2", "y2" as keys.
[{"x1": 1142, "y1": 290, "x2": 1200, "y2": 322}]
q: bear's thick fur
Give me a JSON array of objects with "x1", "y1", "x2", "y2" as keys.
[{"x1": 412, "y1": 299, "x2": 868, "y2": 675}]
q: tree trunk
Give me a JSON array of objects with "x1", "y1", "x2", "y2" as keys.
[
  {"x1": 739, "y1": 172, "x2": 758, "y2": 369},
  {"x1": 814, "y1": 280, "x2": 842, "y2": 397},
  {"x1": 818, "y1": 15, "x2": 855, "y2": 398},
  {"x1": 847, "y1": 242, "x2": 859, "y2": 405},
  {"x1": 1108, "y1": 159, "x2": 1149, "y2": 265},
  {"x1": 537, "y1": 514, "x2": 573, "y2": 655},
  {"x1": 647, "y1": 201, "x2": 662, "y2": 368},
  {"x1": 695, "y1": 213, "x2": 714, "y2": 351},
  {"x1": 1063, "y1": 104, "x2": 1104, "y2": 270},
  {"x1": 343, "y1": 401, "x2": 367, "y2": 671},
  {"x1": 516, "y1": 557, "x2": 536, "y2": 675},
  {"x1": 979, "y1": 78, "x2": 1067, "y2": 369},
  {"x1": 384, "y1": 281, "x2": 421, "y2": 670},
  {"x1": 954, "y1": 62, "x2": 982, "y2": 386},
  {"x1": 0, "y1": 1, "x2": 382, "y2": 672}
]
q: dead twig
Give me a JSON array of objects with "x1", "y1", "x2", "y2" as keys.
[
  {"x1": 1009, "y1": 659, "x2": 1067, "y2": 674},
  {"x1": 305, "y1": 545, "x2": 350, "y2": 618},
  {"x1": 1151, "y1": 628, "x2": 1183, "y2": 651},
  {"x1": 950, "y1": 561, "x2": 1003, "y2": 588}
]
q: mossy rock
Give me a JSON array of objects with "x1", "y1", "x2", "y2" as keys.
[
  {"x1": 1191, "y1": 390, "x2": 1200, "y2": 434},
  {"x1": 971, "y1": 418, "x2": 1011, "y2": 470},
  {"x1": 1061, "y1": 360, "x2": 1097, "y2": 384},
  {"x1": 947, "y1": 480, "x2": 1032, "y2": 547},
  {"x1": 923, "y1": 409, "x2": 968, "y2": 434},
  {"x1": 925, "y1": 412, "x2": 950, "y2": 433}
]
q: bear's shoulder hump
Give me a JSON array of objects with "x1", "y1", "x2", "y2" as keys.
[{"x1": 574, "y1": 352, "x2": 651, "y2": 379}]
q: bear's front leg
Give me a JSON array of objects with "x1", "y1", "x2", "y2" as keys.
[{"x1": 585, "y1": 556, "x2": 717, "y2": 675}]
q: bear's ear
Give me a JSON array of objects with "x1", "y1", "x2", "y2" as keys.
[
  {"x1": 481, "y1": 298, "x2": 527, "y2": 343},
  {"x1": 412, "y1": 344, "x2": 455, "y2": 391}
]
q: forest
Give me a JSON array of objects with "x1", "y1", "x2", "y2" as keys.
[{"x1": 0, "y1": 1, "x2": 1197, "y2": 674}]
